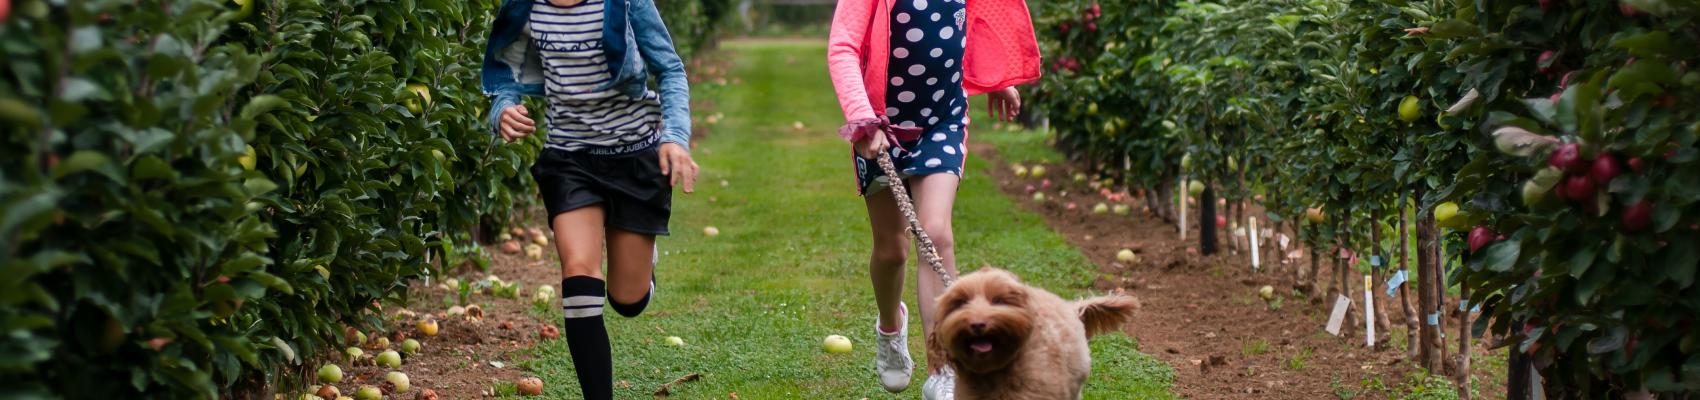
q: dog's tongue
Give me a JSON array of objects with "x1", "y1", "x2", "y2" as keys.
[{"x1": 970, "y1": 340, "x2": 994, "y2": 354}]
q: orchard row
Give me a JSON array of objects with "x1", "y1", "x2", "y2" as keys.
[{"x1": 1031, "y1": 0, "x2": 1698, "y2": 397}]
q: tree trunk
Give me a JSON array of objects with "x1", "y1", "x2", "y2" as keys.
[
  {"x1": 1507, "y1": 330, "x2": 1531, "y2": 400},
  {"x1": 1417, "y1": 187, "x2": 1441, "y2": 371},
  {"x1": 1200, "y1": 185, "x2": 1218, "y2": 255},
  {"x1": 1399, "y1": 202, "x2": 1419, "y2": 359},
  {"x1": 1371, "y1": 210, "x2": 1392, "y2": 346},
  {"x1": 1458, "y1": 274, "x2": 1472, "y2": 400},
  {"x1": 1336, "y1": 217, "x2": 1357, "y2": 338}
]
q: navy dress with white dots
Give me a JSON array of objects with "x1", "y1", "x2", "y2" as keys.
[{"x1": 854, "y1": 0, "x2": 970, "y2": 195}]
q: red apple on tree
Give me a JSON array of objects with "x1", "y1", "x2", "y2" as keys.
[
  {"x1": 1468, "y1": 225, "x2": 1497, "y2": 254},
  {"x1": 1622, "y1": 201, "x2": 1653, "y2": 233}
]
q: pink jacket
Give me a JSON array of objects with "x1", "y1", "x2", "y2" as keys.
[{"x1": 827, "y1": 0, "x2": 1042, "y2": 142}]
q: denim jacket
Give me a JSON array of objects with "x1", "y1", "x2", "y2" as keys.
[{"x1": 481, "y1": 0, "x2": 692, "y2": 147}]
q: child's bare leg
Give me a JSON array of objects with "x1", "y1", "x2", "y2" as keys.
[
  {"x1": 551, "y1": 206, "x2": 614, "y2": 400},
  {"x1": 554, "y1": 206, "x2": 609, "y2": 278},
  {"x1": 909, "y1": 173, "x2": 961, "y2": 374},
  {"x1": 606, "y1": 229, "x2": 656, "y2": 317},
  {"x1": 865, "y1": 191, "x2": 910, "y2": 332}
]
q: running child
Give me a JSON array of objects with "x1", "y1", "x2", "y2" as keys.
[
  {"x1": 826, "y1": 0, "x2": 1040, "y2": 397},
  {"x1": 481, "y1": 0, "x2": 696, "y2": 398}
]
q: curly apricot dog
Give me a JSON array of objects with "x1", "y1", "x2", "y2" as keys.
[{"x1": 927, "y1": 268, "x2": 1140, "y2": 400}]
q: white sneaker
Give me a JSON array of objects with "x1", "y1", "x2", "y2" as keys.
[
  {"x1": 921, "y1": 366, "x2": 956, "y2": 400},
  {"x1": 875, "y1": 302, "x2": 914, "y2": 393}
]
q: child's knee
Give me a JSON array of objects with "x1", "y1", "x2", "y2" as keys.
[
  {"x1": 919, "y1": 222, "x2": 954, "y2": 250},
  {"x1": 871, "y1": 241, "x2": 909, "y2": 267},
  {"x1": 561, "y1": 256, "x2": 602, "y2": 276}
]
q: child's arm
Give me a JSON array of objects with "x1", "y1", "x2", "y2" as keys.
[
  {"x1": 628, "y1": 0, "x2": 691, "y2": 148},
  {"x1": 827, "y1": 0, "x2": 879, "y2": 142}
]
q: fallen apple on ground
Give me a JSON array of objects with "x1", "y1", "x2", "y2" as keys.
[
  {"x1": 400, "y1": 339, "x2": 421, "y2": 355},
  {"x1": 823, "y1": 335, "x2": 853, "y2": 353},
  {"x1": 354, "y1": 385, "x2": 381, "y2": 400},
  {"x1": 316, "y1": 384, "x2": 341, "y2": 399},
  {"x1": 318, "y1": 364, "x2": 344, "y2": 383},
  {"x1": 386, "y1": 371, "x2": 411, "y2": 393},
  {"x1": 703, "y1": 226, "x2": 720, "y2": 236},
  {"x1": 1116, "y1": 249, "x2": 1137, "y2": 262},
  {"x1": 1092, "y1": 203, "x2": 1109, "y2": 214},
  {"x1": 1259, "y1": 285, "x2": 1275, "y2": 301},
  {"x1": 666, "y1": 336, "x2": 685, "y2": 346},
  {"x1": 1030, "y1": 165, "x2": 1048, "y2": 177},
  {"x1": 417, "y1": 319, "x2": 438, "y2": 337},
  {"x1": 517, "y1": 377, "x2": 545, "y2": 396},
  {"x1": 377, "y1": 350, "x2": 402, "y2": 368},
  {"x1": 1113, "y1": 204, "x2": 1130, "y2": 215}
]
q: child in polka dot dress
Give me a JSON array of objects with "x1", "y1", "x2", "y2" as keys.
[{"x1": 827, "y1": 0, "x2": 1040, "y2": 398}]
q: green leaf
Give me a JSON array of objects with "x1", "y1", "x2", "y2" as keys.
[
  {"x1": 53, "y1": 151, "x2": 113, "y2": 179},
  {"x1": 246, "y1": 271, "x2": 293, "y2": 295},
  {"x1": 1483, "y1": 238, "x2": 1520, "y2": 272},
  {"x1": 1570, "y1": 245, "x2": 1598, "y2": 278},
  {"x1": 238, "y1": 95, "x2": 290, "y2": 121},
  {"x1": 1426, "y1": 19, "x2": 1479, "y2": 39},
  {"x1": 1611, "y1": 31, "x2": 1680, "y2": 59},
  {"x1": 1661, "y1": 233, "x2": 1698, "y2": 289}
]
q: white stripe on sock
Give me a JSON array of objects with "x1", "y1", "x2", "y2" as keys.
[
  {"x1": 564, "y1": 295, "x2": 605, "y2": 308},
  {"x1": 563, "y1": 306, "x2": 604, "y2": 319}
]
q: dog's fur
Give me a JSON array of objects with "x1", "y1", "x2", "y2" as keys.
[{"x1": 927, "y1": 268, "x2": 1140, "y2": 400}]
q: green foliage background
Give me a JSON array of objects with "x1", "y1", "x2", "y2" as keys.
[
  {"x1": 1031, "y1": 0, "x2": 1699, "y2": 395},
  {"x1": 0, "y1": 0, "x2": 726, "y2": 397}
]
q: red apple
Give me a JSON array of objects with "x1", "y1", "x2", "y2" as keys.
[
  {"x1": 1627, "y1": 157, "x2": 1644, "y2": 173},
  {"x1": 1549, "y1": 143, "x2": 1584, "y2": 173},
  {"x1": 1538, "y1": 0, "x2": 1553, "y2": 11},
  {"x1": 1468, "y1": 225, "x2": 1497, "y2": 254},
  {"x1": 1086, "y1": 22, "x2": 1098, "y2": 31},
  {"x1": 1622, "y1": 201, "x2": 1653, "y2": 233},
  {"x1": 1564, "y1": 175, "x2": 1596, "y2": 203},
  {"x1": 1559, "y1": 71, "x2": 1578, "y2": 88},
  {"x1": 1537, "y1": 51, "x2": 1559, "y2": 74},
  {"x1": 1590, "y1": 154, "x2": 1621, "y2": 185},
  {"x1": 1215, "y1": 215, "x2": 1227, "y2": 228},
  {"x1": 1620, "y1": 1, "x2": 1639, "y2": 17}
]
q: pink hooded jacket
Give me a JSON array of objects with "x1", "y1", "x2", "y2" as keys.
[{"x1": 827, "y1": 0, "x2": 1042, "y2": 142}]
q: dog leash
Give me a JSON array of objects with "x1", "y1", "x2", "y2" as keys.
[{"x1": 872, "y1": 127, "x2": 956, "y2": 289}]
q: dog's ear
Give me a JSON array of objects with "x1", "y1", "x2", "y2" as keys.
[
  {"x1": 1074, "y1": 295, "x2": 1140, "y2": 338},
  {"x1": 925, "y1": 330, "x2": 956, "y2": 372}
]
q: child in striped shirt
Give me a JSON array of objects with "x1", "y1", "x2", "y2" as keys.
[{"x1": 480, "y1": 0, "x2": 696, "y2": 397}]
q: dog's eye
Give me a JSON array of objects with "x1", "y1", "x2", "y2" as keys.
[{"x1": 990, "y1": 297, "x2": 1005, "y2": 305}]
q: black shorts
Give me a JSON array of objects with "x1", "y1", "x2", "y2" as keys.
[{"x1": 530, "y1": 146, "x2": 672, "y2": 236}]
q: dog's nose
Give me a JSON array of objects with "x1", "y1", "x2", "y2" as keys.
[{"x1": 970, "y1": 322, "x2": 987, "y2": 333}]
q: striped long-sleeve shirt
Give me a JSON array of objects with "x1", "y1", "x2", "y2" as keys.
[{"x1": 530, "y1": 0, "x2": 664, "y2": 154}]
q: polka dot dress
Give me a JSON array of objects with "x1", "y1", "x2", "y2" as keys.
[{"x1": 854, "y1": 0, "x2": 969, "y2": 195}]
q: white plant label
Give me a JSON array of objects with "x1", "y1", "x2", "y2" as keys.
[
  {"x1": 1249, "y1": 217, "x2": 1262, "y2": 271},
  {"x1": 1178, "y1": 177, "x2": 1187, "y2": 241},
  {"x1": 1325, "y1": 294, "x2": 1351, "y2": 336},
  {"x1": 1364, "y1": 275, "x2": 1375, "y2": 347}
]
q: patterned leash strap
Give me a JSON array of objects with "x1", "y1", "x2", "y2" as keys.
[{"x1": 874, "y1": 150, "x2": 956, "y2": 289}]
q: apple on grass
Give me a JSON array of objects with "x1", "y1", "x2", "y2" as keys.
[
  {"x1": 666, "y1": 336, "x2": 685, "y2": 346},
  {"x1": 703, "y1": 226, "x2": 720, "y2": 237},
  {"x1": 823, "y1": 335, "x2": 853, "y2": 353},
  {"x1": 517, "y1": 377, "x2": 544, "y2": 396}
]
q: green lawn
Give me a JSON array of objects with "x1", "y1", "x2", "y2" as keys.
[{"x1": 508, "y1": 39, "x2": 1174, "y2": 399}]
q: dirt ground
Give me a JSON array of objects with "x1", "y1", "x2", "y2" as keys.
[{"x1": 972, "y1": 142, "x2": 1506, "y2": 400}]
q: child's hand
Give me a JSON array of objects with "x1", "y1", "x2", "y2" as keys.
[
  {"x1": 499, "y1": 105, "x2": 536, "y2": 142},
  {"x1": 659, "y1": 142, "x2": 699, "y2": 193},
  {"x1": 988, "y1": 87, "x2": 1022, "y2": 122},
  {"x1": 854, "y1": 130, "x2": 890, "y2": 160}
]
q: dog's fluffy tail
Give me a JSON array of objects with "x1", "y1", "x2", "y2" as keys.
[{"x1": 1074, "y1": 295, "x2": 1140, "y2": 338}]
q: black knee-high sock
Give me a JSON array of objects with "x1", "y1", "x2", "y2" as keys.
[{"x1": 561, "y1": 276, "x2": 613, "y2": 399}]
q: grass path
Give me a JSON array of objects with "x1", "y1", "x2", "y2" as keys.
[{"x1": 512, "y1": 39, "x2": 1174, "y2": 399}]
